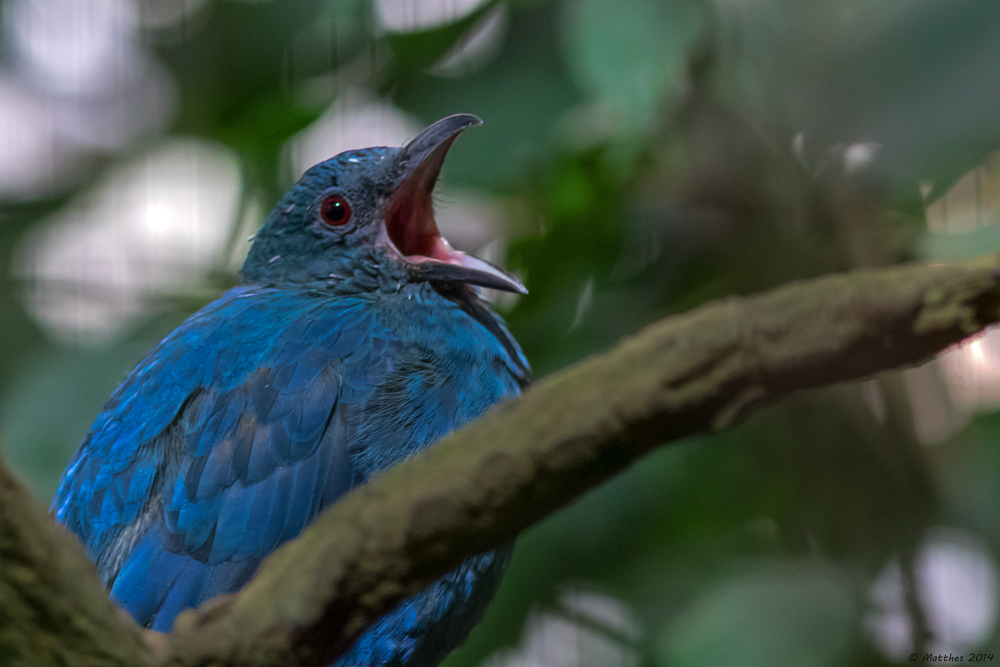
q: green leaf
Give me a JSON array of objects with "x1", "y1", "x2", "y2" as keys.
[
  {"x1": 561, "y1": 0, "x2": 706, "y2": 134},
  {"x1": 921, "y1": 225, "x2": 1000, "y2": 262},
  {"x1": 383, "y1": 0, "x2": 505, "y2": 79},
  {"x1": 660, "y1": 563, "x2": 858, "y2": 667},
  {"x1": 392, "y1": 2, "x2": 582, "y2": 190}
]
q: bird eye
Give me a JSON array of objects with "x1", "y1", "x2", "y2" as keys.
[{"x1": 320, "y1": 195, "x2": 351, "y2": 227}]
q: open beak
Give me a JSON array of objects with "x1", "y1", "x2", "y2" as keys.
[{"x1": 380, "y1": 114, "x2": 527, "y2": 295}]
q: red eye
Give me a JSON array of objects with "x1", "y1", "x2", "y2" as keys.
[{"x1": 320, "y1": 195, "x2": 351, "y2": 227}]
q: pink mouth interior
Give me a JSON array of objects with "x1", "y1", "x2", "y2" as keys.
[
  {"x1": 386, "y1": 184, "x2": 437, "y2": 258},
  {"x1": 384, "y1": 158, "x2": 459, "y2": 264}
]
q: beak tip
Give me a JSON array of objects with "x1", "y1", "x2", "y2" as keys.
[
  {"x1": 404, "y1": 114, "x2": 483, "y2": 157},
  {"x1": 493, "y1": 274, "x2": 529, "y2": 296},
  {"x1": 448, "y1": 113, "x2": 483, "y2": 129}
]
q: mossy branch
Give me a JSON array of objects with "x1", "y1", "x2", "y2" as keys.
[
  {"x1": 150, "y1": 260, "x2": 1000, "y2": 667},
  {"x1": 1, "y1": 261, "x2": 997, "y2": 666},
  {"x1": 0, "y1": 450, "x2": 151, "y2": 667}
]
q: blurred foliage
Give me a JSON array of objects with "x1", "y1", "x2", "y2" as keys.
[{"x1": 4, "y1": 0, "x2": 1000, "y2": 665}]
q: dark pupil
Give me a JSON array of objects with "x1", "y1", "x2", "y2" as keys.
[{"x1": 324, "y1": 199, "x2": 346, "y2": 222}]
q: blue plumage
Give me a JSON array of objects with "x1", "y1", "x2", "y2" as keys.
[{"x1": 52, "y1": 115, "x2": 529, "y2": 663}]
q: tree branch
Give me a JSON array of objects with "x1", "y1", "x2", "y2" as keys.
[
  {"x1": 0, "y1": 450, "x2": 151, "y2": 667},
  {"x1": 159, "y1": 260, "x2": 1000, "y2": 667}
]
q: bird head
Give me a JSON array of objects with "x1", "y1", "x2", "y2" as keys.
[{"x1": 242, "y1": 114, "x2": 526, "y2": 295}]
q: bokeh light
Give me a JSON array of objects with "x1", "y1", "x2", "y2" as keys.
[
  {"x1": 15, "y1": 138, "x2": 240, "y2": 344},
  {"x1": 868, "y1": 529, "x2": 1000, "y2": 660}
]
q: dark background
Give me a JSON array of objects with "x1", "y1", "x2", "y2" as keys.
[{"x1": 3, "y1": 0, "x2": 1000, "y2": 665}]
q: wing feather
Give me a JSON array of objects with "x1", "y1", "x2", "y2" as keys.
[
  {"x1": 52, "y1": 288, "x2": 384, "y2": 629},
  {"x1": 53, "y1": 283, "x2": 527, "y2": 643}
]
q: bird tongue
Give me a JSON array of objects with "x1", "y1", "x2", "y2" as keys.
[{"x1": 384, "y1": 114, "x2": 527, "y2": 295}]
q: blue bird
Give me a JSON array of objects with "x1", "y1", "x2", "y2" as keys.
[{"x1": 52, "y1": 114, "x2": 529, "y2": 667}]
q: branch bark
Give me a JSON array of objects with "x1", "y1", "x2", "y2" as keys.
[
  {"x1": 0, "y1": 450, "x2": 151, "y2": 667},
  {"x1": 1, "y1": 260, "x2": 996, "y2": 666},
  {"x1": 153, "y1": 260, "x2": 1000, "y2": 667}
]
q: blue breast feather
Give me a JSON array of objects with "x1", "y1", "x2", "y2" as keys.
[{"x1": 51, "y1": 282, "x2": 528, "y2": 655}]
